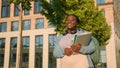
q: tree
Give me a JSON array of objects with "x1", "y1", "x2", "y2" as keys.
[
  {"x1": 8, "y1": 0, "x2": 33, "y2": 68},
  {"x1": 40, "y1": 0, "x2": 111, "y2": 46}
]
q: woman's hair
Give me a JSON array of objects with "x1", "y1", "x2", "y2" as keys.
[{"x1": 65, "y1": 14, "x2": 80, "y2": 23}]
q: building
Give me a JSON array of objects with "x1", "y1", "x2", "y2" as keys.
[
  {"x1": 0, "y1": 0, "x2": 118, "y2": 68},
  {"x1": 0, "y1": 0, "x2": 56, "y2": 68},
  {"x1": 96, "y1": 0, "x2": 114, "y2": 68},
  {"x1": 113, "y1": 0, "x2": 120, "y2": 68}
]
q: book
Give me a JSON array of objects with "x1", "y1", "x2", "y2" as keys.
[{"x1": 73, "y1": 32, "x2": 92, "y2": 46}]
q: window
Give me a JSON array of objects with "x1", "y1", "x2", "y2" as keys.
[
  {"x1": 48, "y1": 22, "x2": 55, "y2": 28},
  {"x1": 22, "y1": 36, "x2": 29, "y2": 68},
  {"x1": 35, "y1": 35, "x2": 43, "y2": 47},
  {"x1": 34, "y1": 0, "x2": 43, "y2": 14},
  {"x1": 49, "y1": 34, "x2": 56, "y2": 46},
  {"x1": 0, "y1": 38, "x2": 5, "y2": 68},
  {"x1": 24, "y1": 10, "x2": 30, "y2": 15},
  {"x1": 11, "y1": 37, "x2": 17, "y2": 48},
  {"x1": 22, "y1": 36, "x2": 30, "y2": 48},
  {"x1": 11, "y1": 21, "x2": 18, "y2": 31},
  {"x1": 98, "y1": 50, "x2": 107, "y2": 68},
  {"x1": 14, "y1": 4, "x2": 19, "y2": 16},
  {"x1": 22, "y1": 53, "x2": 29, "y2": 68},
  {"x1": 96, "y1": 0, "x2": 105, "y2": 4},
  {"x1": 1, "y1": 0, "x2": 10, "y2": 18},
  {"x1": 35, "y1": 35, "x2": 43, "y2": 68},
  {"x1": 100, "y1": 50, "x2": 106, "y2": 63},
  {"x1": 0, "y1": 22, "x2": 7, "y2": 32},
  {"x1": 23, "y1": 20, "x2": 30, "y2": 30},
  {"x1": 9, "y1": 53, "x2": 17, "y2": 68},
  {"x1": 36, "y1": 18, "x2": 44, "y2": 29},
  {"x1": 10, "y1": 37, "x2": 17, "y2": 68},
  {"x1": 0, "y1": 38, "x2": 5, "y2": 49},
  {"x1": 48, "y1": 34, "x2": 57, "y2": 68},
  {"x1": 0, "y1": 54, "x2": 4, "y2": 68}
]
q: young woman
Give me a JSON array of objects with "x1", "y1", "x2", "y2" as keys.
[{"x1": 53, "y1": 14, "x2": 96, "y2": 68}]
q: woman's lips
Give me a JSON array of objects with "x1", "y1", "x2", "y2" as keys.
[{"x1": 68, "y1": 23, "x2": 72, "y2": 26}]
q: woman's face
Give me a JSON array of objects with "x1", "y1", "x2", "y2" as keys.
[{"x1": 65, "y1": 15, "x2": 77, "y2": 29}]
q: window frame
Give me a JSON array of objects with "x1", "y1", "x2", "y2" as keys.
[
  {"x1": 22, "y1": 19, "x2": 31, "y2": 30},
  {"x1": 0, "y1": 22, "x2": 7, "y2": 32},
  {"x1": 11, "y1": 21, "x2": 18, "y2": 31},
  {"x1": 36, "y1": 18, "x2": 44, "y2": 29},
  {"x1": 1, "y1": 0, "x2": 10, "y2": 18}
]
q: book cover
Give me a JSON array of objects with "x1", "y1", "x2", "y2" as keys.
[{"x1": 74, "y1": 32, "x2": 92, "y2": 46}]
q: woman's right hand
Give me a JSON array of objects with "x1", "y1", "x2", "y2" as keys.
[
  {"x1": 64, "y1": 48, "x2": 73, "y2": 56},
  {"x1": 71, "y1": 43, "x2": 82, "y2": 52}
]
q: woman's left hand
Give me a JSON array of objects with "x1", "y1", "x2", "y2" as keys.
[{"x1": 71, "y1": 43, "x2": 82, "y2": 52}]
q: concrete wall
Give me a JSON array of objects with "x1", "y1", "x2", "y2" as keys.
[{"x1": 113, "y1": 0, "x2": 120, "y2": 68}]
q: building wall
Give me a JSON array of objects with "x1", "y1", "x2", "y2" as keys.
[
  {"x1": 96, "y1": 0, "x2": 119, "y2": 68},
  {"x1": 99, "y1": 0, "x2": 120, "y2": 68},
  {"x1": 114, "y1": 0, "x2": 120, "y2": 68},
  {"x1": 97, "y1": 0, "x2": 113, "y2": 24}
]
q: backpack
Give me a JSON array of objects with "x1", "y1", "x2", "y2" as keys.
[{"x1": 90, "y1": 37, "x2": 100, "y2": 65}]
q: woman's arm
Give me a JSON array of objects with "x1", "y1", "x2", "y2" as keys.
[
  {"x1": 79, "y1": 37, "x2": 96, "y2": 54},
  {"x1": 53, "y1": 36, "x2": 64, "y2": 58}
]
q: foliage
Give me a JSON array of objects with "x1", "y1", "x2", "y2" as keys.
[
  {"x1": 40, "y1": 0, "x2": 111, "y2": 46},
  {"x1": 8, "y1": 0, "x2": 33, "y2": 10},
  {"x1": 40, "y1": 0, "x2": 67, "y2": 33}
]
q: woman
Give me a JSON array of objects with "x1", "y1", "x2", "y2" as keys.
[{"x1": 53, "y1": 14, "x2": 96, "y2": 68}]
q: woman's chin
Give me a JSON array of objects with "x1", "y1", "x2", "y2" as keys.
[{"x1": 67, "y1": 27, "x2": 76, "y2": 30}]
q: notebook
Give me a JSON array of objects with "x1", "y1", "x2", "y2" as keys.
[{"x1": 73, "y1": 32, "x2": 92, "y2": 46}]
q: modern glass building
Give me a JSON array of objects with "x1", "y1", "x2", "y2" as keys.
[
  {"x1": 0, "y1": 0, "x2": 118, "y2": 68},
  {"x1": 0, "y1": 0, "x2": 56, "y2": 68}
]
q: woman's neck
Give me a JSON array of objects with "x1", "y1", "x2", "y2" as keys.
[{"x1": 67, "y1": 28, "x2": 77, "y2": 34}]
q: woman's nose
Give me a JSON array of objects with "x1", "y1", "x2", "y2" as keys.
[{"x1": 66, "y1": 20, "x2": 71, "y2": 23}]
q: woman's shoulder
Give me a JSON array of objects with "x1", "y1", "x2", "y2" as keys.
[{"x1": 56, "y1": 34, "x2": 64, "y2": 39}]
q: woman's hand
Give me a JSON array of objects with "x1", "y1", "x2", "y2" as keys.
[
  {"x1": 64, "y1": 48, "x2": 73, "y2": 56},
  {"x1": 71, "y1": 43, "x2": 82, "y2": 52}
]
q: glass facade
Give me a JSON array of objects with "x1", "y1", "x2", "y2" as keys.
[
  {"x1": 97, "y1": 0, "x2": 105, "y2": 4},
  {"x1": 22, "y1": 36, "x2": 30, "y2": 68},
  {"x1": 11, "y1": 21, "x2": 18, "y2": 31},
  {"x1": 1, "y1": 0, "x2": 10, "y2": 18},
  {"x1": 35, "y1": 35, "x2": 43, "y2": 47},
  {"x1": 0, "y1": 22, "x2": 7, "y2": 32},
  {"x1": 14, "y1": 4, "x2": 19, "y2": 16},
  {"x1": 34, "y1": 0, "x2": 43, "y2": 14},
  {"x1": 9, "y1": 37, "x2": 17, "y2": 68},
  {"x1": 23, "y1": 20, "x2": 31, "y2": 30},
  {"x1": 22, "y1": 36, "x2": 30, "y2": 48},
  {"x1": 36, "y1": 18, "x2": 44, "y2": 29},
  {"x1": 0, "y1": 38, "x2": 5, "y2": 68},
  {"x1": 35, "y1": 35, "x2": 43, "y2": 68},
  {"x1": 48, "y1": 34, "x2": 57, "y2": 68}
]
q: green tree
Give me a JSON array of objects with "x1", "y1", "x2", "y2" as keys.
[
  {"x1": 8, "y1": 0, "x2": 33, "y2": 68},
  {"x1": 40, "y1": 0, "x2": 111, "y2": 46}
]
